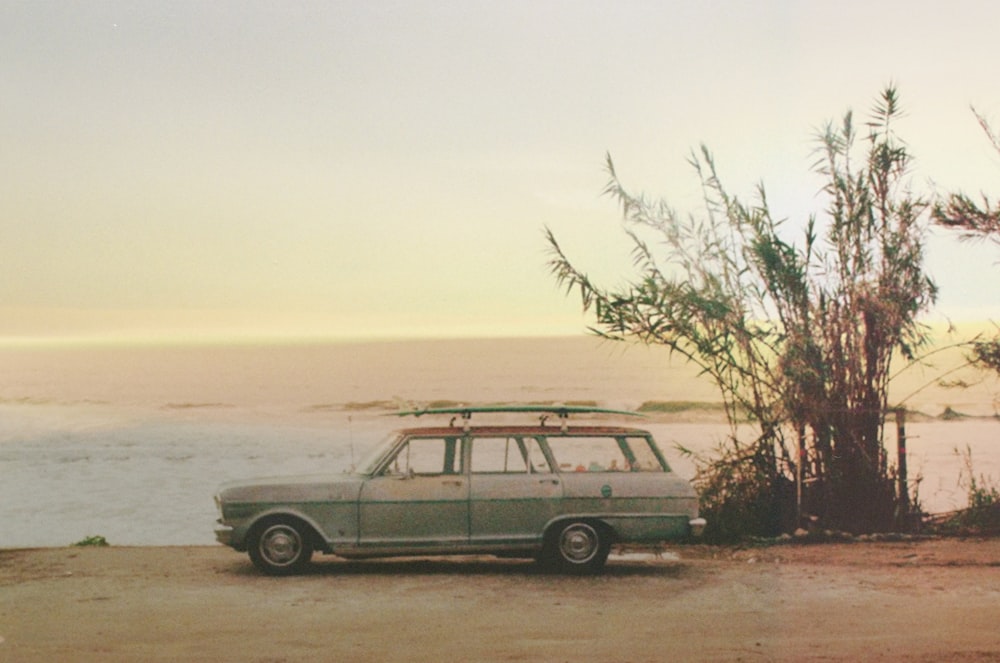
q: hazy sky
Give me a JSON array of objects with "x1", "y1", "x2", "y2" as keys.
[{"x1": 3, "y1": 1, "x2": 1000, "y2": 343}]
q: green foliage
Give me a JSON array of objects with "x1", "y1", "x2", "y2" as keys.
[
  {"x1": 933, "y1": 109, "x2": 1000, "y2": 373},
  {"x1": 933, "y1": 108, "x2": 1000, "y2": 244},
  {"x1": 933, "y1": 109, "x2": 1000, "y2": 378},
  {"x1": 547, "y1": 87, "x2": 936, "y2": 537},
  {"x1": 72, "y1": 535, "x2": 109, "y2": 547},
  {"x1": 971, "y1": 331, "x2": 1000, "y2": 374}
]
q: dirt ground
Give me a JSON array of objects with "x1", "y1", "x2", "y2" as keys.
[{"x1": 1, "y1": 538, "x2": 999, "y2": 662}]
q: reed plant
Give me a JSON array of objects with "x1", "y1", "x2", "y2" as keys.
[{"x1": 548, "y1": 87, "x2": 936, "y2": 539}]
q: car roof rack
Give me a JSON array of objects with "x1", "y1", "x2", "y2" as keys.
[{"x1": 393, "y1": 404, "x2": 642, "y2": 432}]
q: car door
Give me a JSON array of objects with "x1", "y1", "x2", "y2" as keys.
[
  {"x1": 468, "y1": 435, "x2": 563, "y2": 545},
  {"x1": 358, "y1": 435, "x2": 469, "y2": 548}
]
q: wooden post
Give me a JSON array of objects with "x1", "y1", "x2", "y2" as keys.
[
  {"x1": 796, "y1": 425, "x2": 805, "y2": 526},
  {"x1": 896, "y1": 408, "x2": 909, "y2": 523}
]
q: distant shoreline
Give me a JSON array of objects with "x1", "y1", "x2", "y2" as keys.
[
  {"x1": 3, "y1": 395, "x2": 995, "y2": 423},
  {"x1": 1, "y1": 320, "x2": 997, "y2": 349},
  {"x1": 339, "y1": 398, "x2": 997, "y2": 423}
]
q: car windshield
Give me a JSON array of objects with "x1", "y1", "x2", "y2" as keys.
[{"x1": 353, "y1": 432, "x2": 402, "y2": 476}]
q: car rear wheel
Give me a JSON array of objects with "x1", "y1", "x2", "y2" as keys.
[
  {"x1": 545, "y1": 521, "x2": 611, "y2": 574},
  {"x1": 248, "y1": 518, "x2": 314, "y2": 576}
]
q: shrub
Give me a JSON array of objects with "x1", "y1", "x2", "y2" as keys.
[{"x1": 71, "y1": 535, "x2": 109, "y2": 547}]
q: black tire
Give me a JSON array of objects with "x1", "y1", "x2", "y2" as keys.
[
  {"x1": 247, "y1": 518, "x2": 314, "y2": 576},
  {"x1": 543, "y1": 520, "x2": 611, "y2": 574}
]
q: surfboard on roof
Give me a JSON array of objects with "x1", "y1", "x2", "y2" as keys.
[{"x1": 393, "y1": 404, "x2": 643, "y2": 418}]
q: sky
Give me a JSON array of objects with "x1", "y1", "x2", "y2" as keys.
[{"x1": 3, "y1": 0, "x2": 1000, "y2": 344}]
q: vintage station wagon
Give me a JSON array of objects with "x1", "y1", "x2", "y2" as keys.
[{"x1": 214, "y1": 406, "x2": 705, "y2": 575}]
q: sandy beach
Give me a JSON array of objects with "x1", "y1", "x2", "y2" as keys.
[{"x1": 2, "y1": 538, "x2": 999, "y2": 662}]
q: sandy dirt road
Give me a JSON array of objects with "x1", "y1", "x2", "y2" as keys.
[{"x1": 1, "y1": 539, "x2": 999, "y2": 662}]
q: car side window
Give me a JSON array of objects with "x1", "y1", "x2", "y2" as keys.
[
  {"x1": 524, "y1": 437, "x2": 552, "y2": 473},
  {"x1": 471, "y1": 436, "x2": 551, "y2": 474},
  {"x1": 625, "y1": 436, "x2": 669, "y2": 472},
  {"x1": 384, "y1": 437, "x2": 460, "y2": 476},
  {"x1": 545, "y1": 435, "x2": 663, "y2": 472}
]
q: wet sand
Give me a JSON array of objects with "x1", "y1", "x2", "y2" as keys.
[{"x1": 2, "y1": 539, "x2": 998, "y2": 662}]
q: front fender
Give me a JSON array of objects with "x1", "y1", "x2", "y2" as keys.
[{"x1": 228, "y1": 508, "x2": 333, "y2": 553}]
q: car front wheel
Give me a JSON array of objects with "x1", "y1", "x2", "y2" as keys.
[
  {"x1": 248, "y1": 519, "x2": 314, "y2": 575},
  {"x1": 545, "y1": 521, "x2": 610, "y2": 574}
]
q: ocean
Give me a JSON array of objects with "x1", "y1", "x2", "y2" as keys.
[{"x1": 1, "y1": 336, "x2": 997, "y2": 547}]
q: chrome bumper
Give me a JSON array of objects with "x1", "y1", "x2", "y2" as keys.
[{"x1": 214, "y1": 521, "x2": 235, "y2": 546}]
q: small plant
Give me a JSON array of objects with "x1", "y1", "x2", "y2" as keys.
[
  {"x1": 677, "y1": 440, "x2": 795, "y2": 543},
  {"x1": 71, "y1": 535, "x2": 109, "y2": 547},
  {"x1": 954, "y1": 445, "x2": 1000, "y2": 532}
]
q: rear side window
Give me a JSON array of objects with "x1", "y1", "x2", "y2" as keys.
[
  {"x1": 470, "y1": 436, "x2": 551, "y2": 474},
  {"x1": 544, "y1": 435, "x2": 666, "y2": 473},
  {"x1": 626, "y1": 436, "x2": 670, "y2": 472}
]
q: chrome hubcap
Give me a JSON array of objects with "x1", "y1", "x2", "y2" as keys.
[
  {"x1": 260, "y1": 525, "x2": 301, "y2": 566},
  {"x1": 559, "y1": 523, "x2": 598, "y2": 563}
]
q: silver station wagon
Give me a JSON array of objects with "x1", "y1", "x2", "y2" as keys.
[{"x1": 214, "y1": 406, "x2": 705, "y2": 575}]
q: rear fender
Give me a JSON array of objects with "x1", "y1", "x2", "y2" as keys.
[{"x1": 543, "y1": 515, "x2": 616, "y2": 544}]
